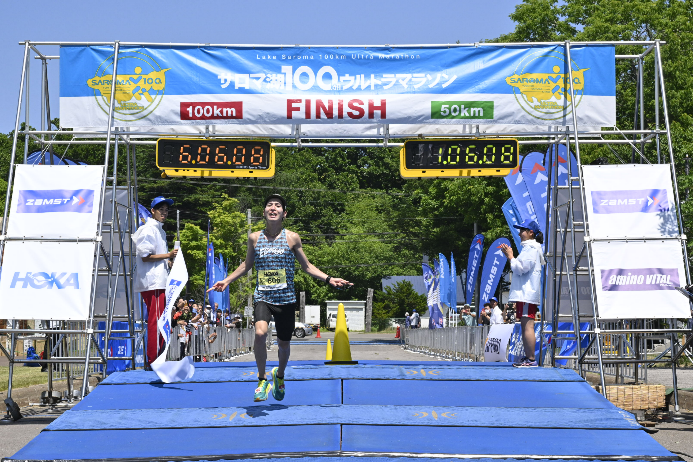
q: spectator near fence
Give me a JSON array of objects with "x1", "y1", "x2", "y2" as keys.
[
  {"x1": 500, "y1": 218, "x2": 545, "y2": 368},
  {"x1": 410, "y1": 309, "x2": 420, "y2": 329}
]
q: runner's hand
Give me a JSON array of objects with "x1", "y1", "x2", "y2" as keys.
[
  {"x1": 328, "y1": 277, "x2": 353, "y2": 289},
  {"x1": 207, "y1": 281, "x2": 228, "y2": 292}
]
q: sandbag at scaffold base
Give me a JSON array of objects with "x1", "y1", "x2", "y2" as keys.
[{"x1": 325, "y1": 303, "x2": 357, "y2": 365}]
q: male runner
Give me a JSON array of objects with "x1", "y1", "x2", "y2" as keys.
[{"x1": 209, "y1": 194, "x2": 352, "y2": 401}]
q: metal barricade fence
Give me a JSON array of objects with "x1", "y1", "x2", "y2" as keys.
[
  {"x1": 401, "y1": 326, "x2": 490, "y2": 361},
  {"x1": 167, "y1": 326, "x2": 268, "y2": 361}
]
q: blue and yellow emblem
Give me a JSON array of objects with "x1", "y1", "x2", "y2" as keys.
[
  {"x1": 87, "y1": 51, "x2": 169, "y2": 122},
  {"x1": 506, "y1": 50, "x2": 588, "y2": 121}
]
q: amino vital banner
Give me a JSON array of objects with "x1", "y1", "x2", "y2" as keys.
[
  {"x1": 151, "y1": 248, "x2": 194, "y2": 383},
  {"x1": 60, "y1": 45, "x2": 616, "y2": 127},
  {"x1": 478, "y1": 237, "x2": 511, "y2": 307},
  {"x1": 582, "y1": 164, "x2": 677, "y2": 238},
  {"x1": 591, "y1": 240, "x2": 689, "y2": 319},
  {"x1": 465, "y1": 234, "x2": 485, "y2": 304}
]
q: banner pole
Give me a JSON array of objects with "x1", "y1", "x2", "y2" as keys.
[{"x1": 82, "y1": 41, "x2": 120, "y2": 399}]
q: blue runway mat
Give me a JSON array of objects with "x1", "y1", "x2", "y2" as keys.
[
  {"x1": 344, "y1": 379, "x2": 614, "y2": 409},
  {"x1": 47, "y1": 405, "x2": 640, "y2": 431},
  {"x1": 8, "y1": 360, "x2": 675, "y2": 461},
  {"x1": 73, "y1": 380, "x2": 342, "y2": 410},
  {"x1": 11, "y1": 425, "x2": 340, "y2": 460},
  {"x1": 342, "y1": 426, "x2": 672, "y2": 457},
  {"x1": 101, "y1": 363, "x2": 583, "y2": 385}
]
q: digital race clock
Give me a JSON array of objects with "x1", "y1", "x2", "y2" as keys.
[
  {"x1": 400, "y1": 138, "x2": 519, "y2": 178},
  {"x1": 156, "y1": 138, "x2": 275, "y2": 178}
]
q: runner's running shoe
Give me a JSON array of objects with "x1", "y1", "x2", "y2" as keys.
[
  {"x1": 512, "y1": 356, "x2": 528, "y2": 367},
  {"x1": 514, "y1": 358, "x2": 538, "y2": 367},
  {"x1": 254, "y1": 378, "x2": 272, "y2": 402},
  {"x1": 271, "y1": 367, "x2": 285, "y2": 401}
]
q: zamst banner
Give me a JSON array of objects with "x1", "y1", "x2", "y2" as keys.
[
  {"x1": 583, "y1": 164, "x2": 677, "y2": 238},
  {"x1": 151, "y1": 248, "x2": 195, "y2": 383},
  {"x1": 591, "y1": 240, "x2": 690, "y2": 319},
  {"x1": 0, "y1": 241, "x2": 96, "y2": 320},
  {"x1": 478, "y1": 237, "x2": 511, "y2": 307},
  {"x1": 8, "y1": 165, "x2": 105, "y2": 239},
  {"x1": 465, "y1": 234, "x2": 485, "y2": 304},
  {"x1": 60, "y1": 45, "x2": 615, "y2": 128}
]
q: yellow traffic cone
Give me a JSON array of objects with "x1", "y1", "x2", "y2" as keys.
[
  {"x1": 325, "y1": 303, "x2": 358, "y2": 365},
  {"x1": 326, "y1": 339, "x2": 332, "y2": 360}
]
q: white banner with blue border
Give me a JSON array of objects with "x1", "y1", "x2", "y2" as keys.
[{"x1": 60, "y1": 45, "x2": 615, "y2": 129}]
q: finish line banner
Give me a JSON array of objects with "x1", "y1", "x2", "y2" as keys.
[{"x1": 60, "y1": 45, "x2": 615, "y2": 127}]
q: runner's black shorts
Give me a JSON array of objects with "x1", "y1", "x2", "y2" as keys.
[{"x1": 254, "y1": 301, "x2": 297, "y2": 341}]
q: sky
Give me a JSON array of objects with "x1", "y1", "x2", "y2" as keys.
[{"x1": 0, "y1": 0, "x2": 520, "y2": 133}]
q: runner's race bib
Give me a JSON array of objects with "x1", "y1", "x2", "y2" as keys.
[{"x1": 257, "y1": 269, "x2": 287, "y2": 291}]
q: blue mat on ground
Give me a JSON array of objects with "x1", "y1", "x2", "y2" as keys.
[
  {"x1": 11, "y1": 425, "x2": 340, "y2": 460},
  {"x1": 344, "y1": 380, "x2": 616, "y2": 409},
  {"x1": 192, "y1": 359, "x2": 477, "y2": 368},
  {"x1": 342, "y1": 426, "x2": 672, "y2": 457},
  {"x1": 47, "y1": 405, "x2": 640, "y2": 431},
  {"x1": 8, "y1": 360, "x2": 675, "y2": 461},
  {"x1": 101, "y1": 364, "x2": 582, "y2": 385},
  {"x1": 73, "y1": 380, "x2": 342, "y2": 410}
]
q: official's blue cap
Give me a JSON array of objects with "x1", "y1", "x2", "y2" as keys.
[
  {"x1": 490, "y1": 296, "x2": 498, "y2": 302},
  {"x1": 513, "y1": 219, "x2": 540, "y2": 234},
  {"x1": 151, "y1": 196, "x2": 173, "y2": 209},
  {"x1": 412, "y1": 309, "x2": 417, "y2": 312}
]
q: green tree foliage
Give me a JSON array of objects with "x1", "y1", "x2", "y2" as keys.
[
  {"x1": 372, "y1": 281, "x2": 427, "y2": 330},
  {"x1": 492, "y1": 0, "x2": 693, "y2": 258}
]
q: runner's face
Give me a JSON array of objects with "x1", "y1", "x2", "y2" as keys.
[{"x1": 264, "y1": 200, "x2": 286, "y2": 222}]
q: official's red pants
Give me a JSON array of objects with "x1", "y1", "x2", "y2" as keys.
[{"x1": 142, "y1": 289, "x2": 166, "y2": 366}]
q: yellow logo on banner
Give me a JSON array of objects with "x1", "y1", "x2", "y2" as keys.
[
  {"x1": 87, "y1": 51, "x2": 170, "y2": 122},
  {"x1": 505, "y1": 50, "x2": 588, "y2": 121}
]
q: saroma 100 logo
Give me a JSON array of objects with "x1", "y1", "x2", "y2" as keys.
[
  {"x1": 505, "y1": 50, "x2": 588, "y2": 121},
  {"x1": 87, "y1": 51, "x2": 170, "y2": 122}
]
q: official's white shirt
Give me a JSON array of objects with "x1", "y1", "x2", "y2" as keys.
[
  {"x1": 132, "y1": 218, "x2": 169, "y2": 293},
  {"x1": 490, "y1": 306, "x2": 504, "y2": 325}
]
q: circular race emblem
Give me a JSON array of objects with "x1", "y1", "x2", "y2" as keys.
[
  {"x1": 87, "y1": 51, "x2": 170, "y2": 122},
  {"x1": 505, "y1": 50, "x2": 588, "y2": 121}
]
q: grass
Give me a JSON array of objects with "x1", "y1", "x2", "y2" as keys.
[{"x1": 0, "y1": 365, "x2": 49, "y2": 392}]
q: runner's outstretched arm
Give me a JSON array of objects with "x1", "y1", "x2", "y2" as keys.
[
  {"x1": 208, "y1": 234, "x2": 257, "y2": 292},
  {"x1": 288, "y1": 231, "x2": 353, "y2": 289}
]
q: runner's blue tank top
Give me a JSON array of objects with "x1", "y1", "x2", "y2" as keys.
[{"x1": 254, "y1": 229, "x2": 296, "y2": 305}]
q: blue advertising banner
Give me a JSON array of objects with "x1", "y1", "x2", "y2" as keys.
[
  {"x1": 438, "y1": 253, "x2": 450, "y2": 308},
  {"x1": 449, "y1": 253, "x2": 457, "y2": 312},
  {"x1": 478, "y1": 237, "x2": 511, "y2": 307},
  {"x1": 501, "y1": 198, "x2": 523, "y2": 248},
  {"x1": 423, "y1": 263, "x2": 444, "y2": 328},
  {"x1": 519, "y1": 151, "x2": 549, "y2": 233},
  {"x1": 508, "y1": 322, "x2": 552, "y2": 364},
  {"x1": 504, "y1": 156, "x2": 538, "y2": 224},
  {"x1": 60, "y1": 45, "x2": 616, "y2": 128},
  {"x1": 465, "y1": 234, "x2": 484, "y2": 304}
]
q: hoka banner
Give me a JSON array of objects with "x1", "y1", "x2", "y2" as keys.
[
  {"x1": 478, "y1": 238, "x2": 511, "y2": 307},
  {"x1": 60, "y1": 45, "x2": 615, "y2": 127},
  {"x1": 465, "y1": 234, "x2": 485, "y2": 304}
]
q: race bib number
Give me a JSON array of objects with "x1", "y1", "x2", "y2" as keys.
[{"x1": 258, "y1": 269, "x2": 287, "y2": 291}]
